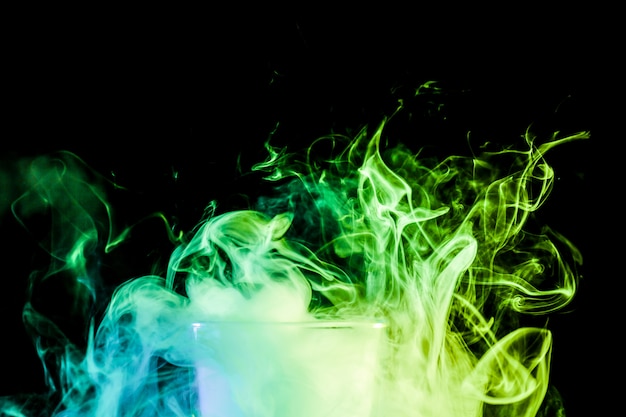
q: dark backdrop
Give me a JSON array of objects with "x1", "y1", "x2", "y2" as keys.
[{"x1": 1, "y1": 7, "x2": 613, "y2": 417}]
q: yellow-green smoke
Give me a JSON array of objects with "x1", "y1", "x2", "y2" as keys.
[
  {"x1": 0, "y1": 96, "x2": 587, "y2": 417},
  {"x1": 248, "y1": 120, "x2": 586, "y2": 416}
]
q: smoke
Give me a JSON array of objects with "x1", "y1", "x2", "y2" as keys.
[{"x1": 0, "y1": 95, "x2": 588, "y2": 416}]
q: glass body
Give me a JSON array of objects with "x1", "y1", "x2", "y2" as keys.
[{"x1": 191, "y1": 320, "x2": 386, "y2": 417}]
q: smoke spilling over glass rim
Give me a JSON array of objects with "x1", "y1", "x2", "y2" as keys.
[{"x1": 0, "y1": 84, "x2": 589, "y2": 417}]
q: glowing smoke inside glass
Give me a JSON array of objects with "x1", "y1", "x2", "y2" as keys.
[{"x1": 0, "y1": 94, "x2": 588, "y2": 416}]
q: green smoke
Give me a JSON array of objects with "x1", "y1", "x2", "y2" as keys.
[
  {"x1": 0, "y1": 87, "x2": 587, "y2": 417},
  {"x1": 250, "y1": 119, "x2": 586, "y2": 416}
]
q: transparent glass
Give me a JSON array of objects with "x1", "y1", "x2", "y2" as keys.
[{"x1": 190, "y1": 320, "x2": 386, "y2": 417}]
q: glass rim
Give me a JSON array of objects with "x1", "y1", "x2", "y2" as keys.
[{"x1": 191, "y1": 320, "x2": 387, "y2": 329}]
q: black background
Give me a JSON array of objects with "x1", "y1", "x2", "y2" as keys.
[{"x1": 1, "y1": 6, "x2": 616, "y2": 417}]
